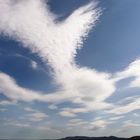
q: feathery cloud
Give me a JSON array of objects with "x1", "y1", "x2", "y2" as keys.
[
  {"x1": 0, "y1": 0, "x2": 139, "y2": 117},
  {"x1": 113, "y1": 59, "x2": 140, "y2": 88},
  {"x1": 108, "y1": 96, "x2": 140, "y2": 115},
  {"x1": 0, "y1": 0, "x2": 116, "y2": 111}
]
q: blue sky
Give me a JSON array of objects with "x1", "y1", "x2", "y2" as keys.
[{"x1": 0, "y1": 0, "x2": 140, "y2": 139}]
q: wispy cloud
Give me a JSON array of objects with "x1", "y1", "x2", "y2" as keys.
[
  {"x1": 108, "y1": 96, "x2": 140, "y2": 115},
  {"x1": 113, "y1": 58, "x2": 140, "y2": 88},
  {"x1": 4, "y1": 120, "x2": 30, "y2": 128},
  {"x1": 118, "y1": 120, "x2": 140, "y2": 133},
  {"x1": 24, "y1": 107, "x2": 48, "y2": 122},
  {"x1": 89, "y1": 120, "x2": 111, "y2": 131},
  {"x1": 0, "y1": 71, "x2": 75, "y2": 103},
  {"x1": 68, "y1": 119, "x2": 88, "y2": 126},
  {"x1": 0, "y1": 100, "x2": 16, "y2": 106},
  {"x1": 0, "y1": 0, "x2": 140, "y2": 122},
  {"x1": 0, "y1": 0, "x2": 115, "y2": 111},
  {"x1": 108, "y1": 116, "x2": 124, "y2": 121},
  {"x1": 59, "y1": 110, "x2": 77, "y2": 118},
  {"x1": 0, "y1": 72, "x2": 45, "y2": 102},
  {"x1": 27, "y1": 112, "x2": 48, "y2": 122}
]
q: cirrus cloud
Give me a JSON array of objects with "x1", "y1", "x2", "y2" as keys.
[{"x1": 0, "y1": 0, "x2": 140, "y2": 120}]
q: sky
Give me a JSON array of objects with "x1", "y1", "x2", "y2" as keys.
[{"x1": 0, "y1": 0, "x2": 140, "y2": 139}]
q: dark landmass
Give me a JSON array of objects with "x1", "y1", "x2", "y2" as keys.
[{"x1": 58, "y1": 136, "x2": 140, "y2": 140}]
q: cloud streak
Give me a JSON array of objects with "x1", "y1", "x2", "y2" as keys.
[{"x1": 113, "y1": 59, "x2": 140, "y2": 88}]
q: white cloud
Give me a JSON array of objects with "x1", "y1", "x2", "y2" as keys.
[
  {"x1": 58, "y1": 107, "x2": 89, "y2": 118},
  {"x1": 24, "y1": 107, "x2": 37, "y2": 112},
  {"x1": 105, "y1": 59, "x2": 140, "y2": 115},
  {"x1": 37, "y1": 125, "x2": 52, "y2": 131},
  {"x1": 27, "y1": 112, "x2": 48, "y2": 122},
  {"x1": 68, "y1": 119, "x2": 88, "y2": 126},
  {"x1": 0, "y1": 100, "x2": 16, "y2": 106},
  {"x1": 0, "y1": 0, "x2": 100, "y2": 75},
  {"x1": 38, "y1": 126, "x2": 62, "y2": 133},
  {"x1": 109, "y1": 116, "x2": 124, "y2": 121},
  {"x1": 59, "y1": 110, "x2": 77, "y2": 118},
  {"x1": 0, "y1": 72, "x2": 45, "y2": 102},
  {"x1": 113, "y1": 58, "x2": 140, "y2": 88},
  {"x1": 64, "y1": 68, "x2": 115, "y2": 104},
  {"x1": 48, "y1": 104, "x2": 58, "y2": 110},
  {"x1": 89, "y1": 120, "x2": 111, "y2": 131},
  {"x1": 69, "y1": 119, "x2": 83, "y2": 123},
  {"x1": 0, "y1": 72, "x2": 73, "y2": 103},
  {"x1": 1, "y1": 0, "x2": 140, "y2": 119},
  {"x1": 0, "y1": 70, "x2": 115, "y2": 115},
  {"x1": 31, "y1": 60, "x2": 38, "y2": 69},
  {"x1": 4, "y1": 121, "x2": 30, "y2": 128},
  {"x1": 119, "y1": 120, "x2": 140, "y2": 132},
  {"x1": 24, "y1": 107, "x2": 48, "y2": 122},
  {"x1": 108, "y1": 96, "x2": 140, "y2": 115},
  {"x1": 58, "y1": 100, "x2": 113, "y2": 118},
  {"x1": 133, "y1": 113, "x2": 139, "y2": 117},
  {"x1": 0, "y1": 70, "x2": 115, "y2": 117},
  {"x1": 0, "y1": 0, "x2": 117, "y2": 113}
]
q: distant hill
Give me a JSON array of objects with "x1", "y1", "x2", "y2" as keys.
[
  {"x1": 129, "y1": 136, "x2": 140, "y2": 140},
  {"x1": 58, "y1": 136, "x2": 140, "y2": 140}
]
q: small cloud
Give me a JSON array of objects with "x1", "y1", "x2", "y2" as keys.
[
  {"x1": 24, "y1": 107, "x2": 48, "y2": 122},
  {"x1": 38, "y1": 126, "x2": 52, "y2": 131},
  {"x1": 48, "y1": 104, "x2": 58, "y2": 110},
  {"x1": 69, "y1": 119, "x2": 83, "y2": 123},
  {"x1": 38, "y1": 126, "x2": 62, "y2": 133},
  {"x1": 31, "y1": 60, "x2": 38, "y2": 70},
  {"x1": 109, "y1": 116, "x2": 124, "y2": 121},
  {"x1": 133, "y1": 113, "x2": 139, "y2": 117},
  {"x1": 68, "y1": 119, "x2": 88, "y2": 126},
  {"x1": 59, "y1": 110, "x2": 77, "y2": 118},
  {"x1": 0, "y1": 100, "x2": 16, "y2": 106},
  {"x1": 89, "y1": 120, "x2": 111, "y2": 131},
  {"x1": 27, "y1": 112, "x2": 48, "y2": 122},
  {"x1": 24, "y1": 107, "x2": 37, "y2": 112}
]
